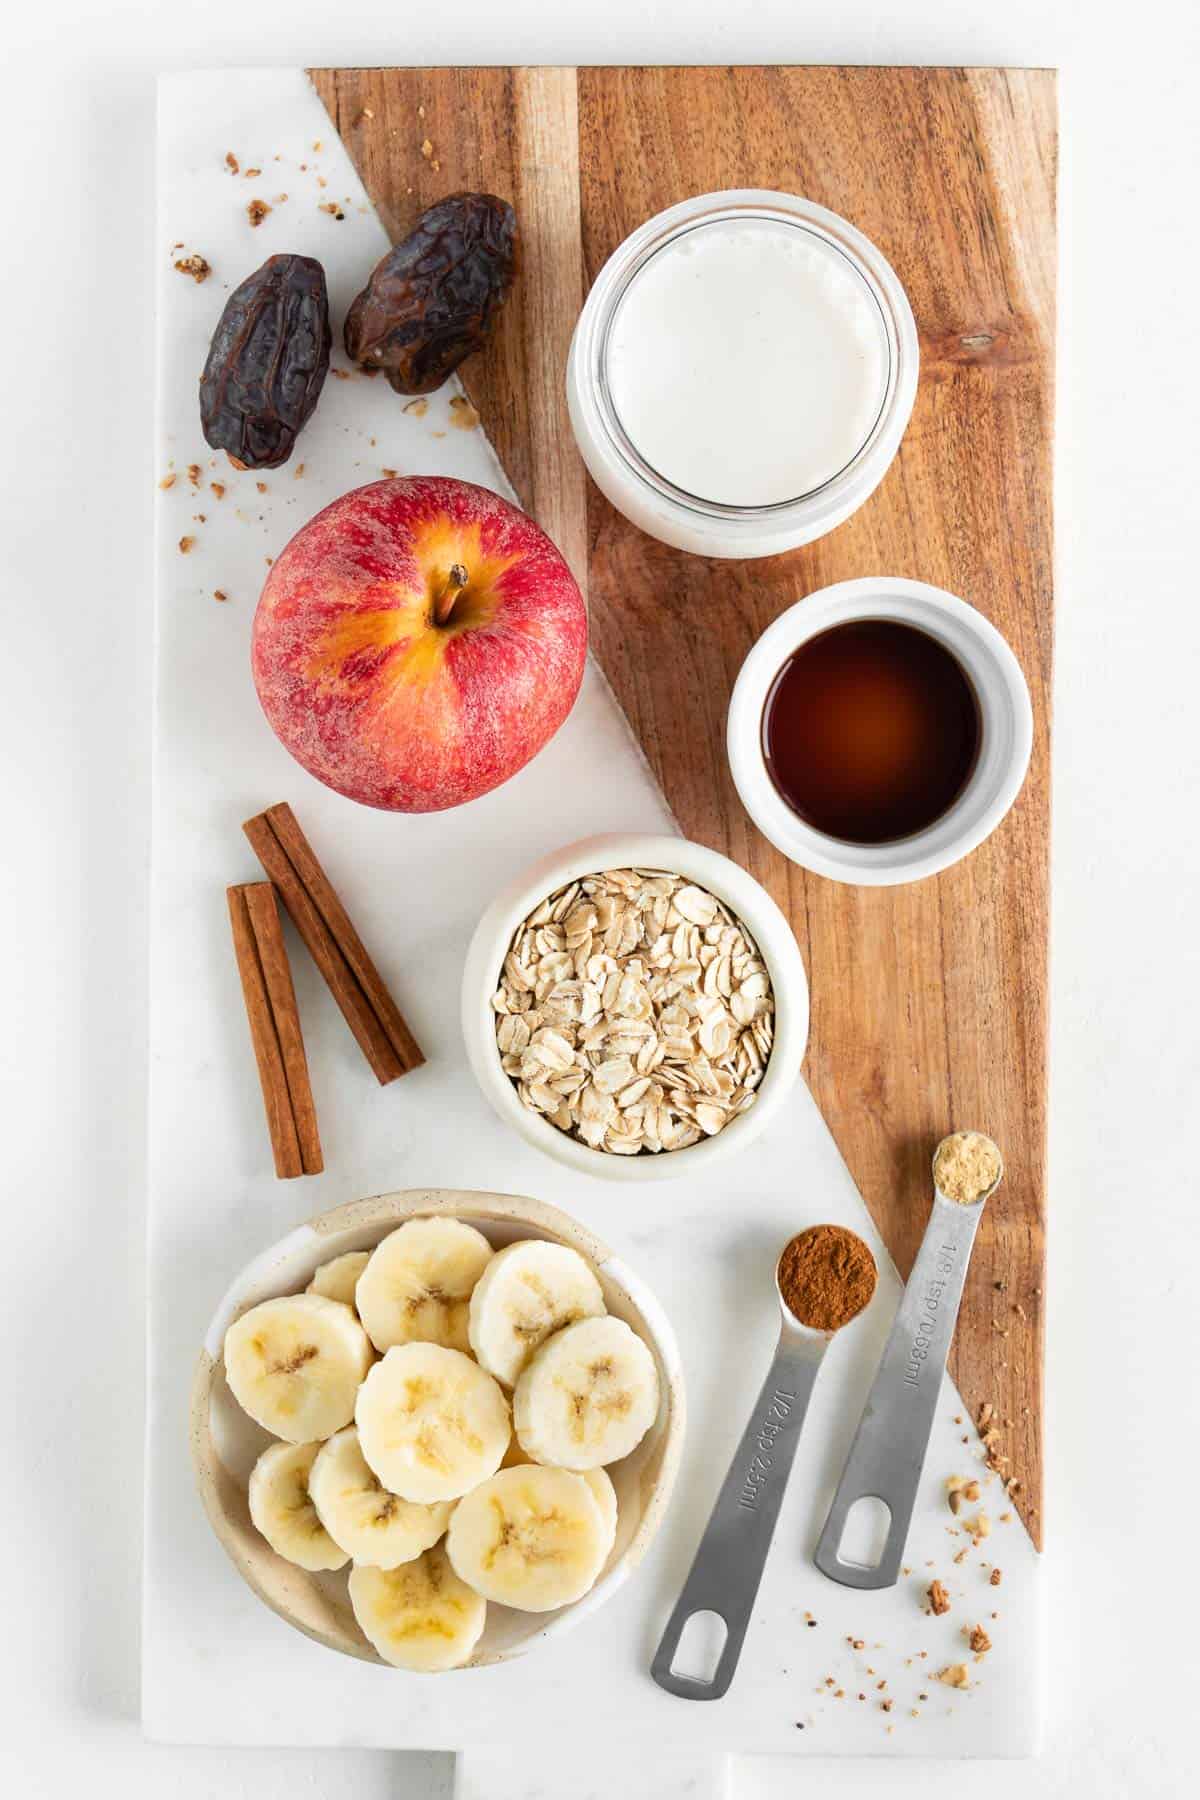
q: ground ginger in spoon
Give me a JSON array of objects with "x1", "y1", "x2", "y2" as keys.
[{"x1": 933, "y1": 1131, "x2": 1003, "y2": 1205}]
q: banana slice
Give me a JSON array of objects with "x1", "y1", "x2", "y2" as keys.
[
  {"x1": 306, "y1": 1250, "x2": 370, "y2": 1310},
  {"x1": 248, "y1": 1440, "x2": 349, "y2": 1572},
  {"x1": 582, "y1": 1466, "x2": 618, "y2": 1560},
  {"x1": 467, "y1": 1239, "x2": 606, "y2": 1387},
  {"x1": 349, "y1": 1543, "x2": 486, "y2": 1671},
  {"x1": 446, "y1": 1465, "x2": 608, "y2": 1612},
  {"x1": 308, "y1": 1426, "x2": 454, "y2": 1569},
  {"x1": 356, "y1": 1342, "x2": 510, "y2": 1504},
  {"x1": 513, "y1": 1316, "x2": 659, "y2": 1470},
  {"x1": 224, "y1": 1293, "x2": 372, "y2": 1443},
  {"x1": 356, "y1": 1218, "x2": 494, "y2": 1353},
  {"x1": 499, "y1": 1435, "x2": 617, "y2": 1550}
]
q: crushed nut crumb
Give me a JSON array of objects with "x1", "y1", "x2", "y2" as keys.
[
  {"x1": 937, "y1": 1663, "x2": 971, "y2": 1689},
  {"x1": 966, "y1": 1624, "x2": 992, "y2": 1655},
  {"x1": 178, "y1": 536, "x2": 195, "y2": 554},
  {"x1": 173, "y1": 253, "x2": 211, "y2": 283},
  {"x1": 449, "y1": 394, "x2": 480, "y2": 431},
  {"x1": 928, "y1": 1580, "x2": 951, "y2": 1616},
  {"x1": 247, "y1": 199, "x2": 271, "y2": 228}
]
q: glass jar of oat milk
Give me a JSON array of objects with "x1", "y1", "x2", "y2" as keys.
[{"x1": 566, "y1": 191, "x2": 919, "y2": 559}]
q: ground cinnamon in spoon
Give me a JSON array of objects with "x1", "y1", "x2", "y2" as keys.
[{"x1": 777, "y1": 1225, "x2": 877, "y2": 1331}]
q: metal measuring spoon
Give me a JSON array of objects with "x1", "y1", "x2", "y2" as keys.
[
  {"x1": 651, "y1": 1230, "x2": 875, "y2": 1701},
  {"x1": 814, "y1": 1133, "x2": 1004, "y2": 1591}
]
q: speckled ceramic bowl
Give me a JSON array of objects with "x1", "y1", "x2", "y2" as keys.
[
  {"x1": 461, "y1": 832, "x2": 809, "y2": 1181},
  {"x1": 190, "y1": 1187, "x2": 685, "y2": 1668}
]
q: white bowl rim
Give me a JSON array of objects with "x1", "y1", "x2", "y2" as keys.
[
  {"x1": 726, "y1": 576, "x2": 1035, "y2": 886},
  {"x1": 190, "y1": 1186, "x2": 687, "y2": 1671},
  {"x1": 460, "y1": 832, "x2": 809, "y2": 1182}
]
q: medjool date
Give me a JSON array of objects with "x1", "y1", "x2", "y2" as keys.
[
  {"x1": 344, "y1": 193, "x2": 517, "y2": 395},
  {"x1": 199, "y1": 254, "x2": 331, "y2": 469}
]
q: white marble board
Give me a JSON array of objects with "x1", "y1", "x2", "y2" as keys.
[{"x1": 145, "y1": 67, "x2": 1042, "y2": 1770}]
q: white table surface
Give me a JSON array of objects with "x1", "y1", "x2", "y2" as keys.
[{"x1": 2, "y1": 2, "x2": 1197, "y2": 1797}]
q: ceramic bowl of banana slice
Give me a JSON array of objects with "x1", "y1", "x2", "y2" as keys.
[{"x1": 191, "y1": 1187, "x2": 685, "y2": 1671}]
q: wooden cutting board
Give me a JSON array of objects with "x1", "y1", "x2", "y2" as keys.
[{"x1": 310, "y1": 64, "x2": 1056, "y2": 1545}]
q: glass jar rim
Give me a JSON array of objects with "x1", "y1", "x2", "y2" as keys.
[{"x1": 581, "y1": 193, "x2": 911, "y2": 525}]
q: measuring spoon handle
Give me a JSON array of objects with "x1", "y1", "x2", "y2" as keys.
[
  {"x1": 815, "y1": 1197, "x2": 985, "y2": 1590},
  {"x1": 651, "y1": 1328, "x2": 824, "y2": 1700}
]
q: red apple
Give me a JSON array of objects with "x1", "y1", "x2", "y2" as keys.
[{"x1": 251, "y1": 477, "x2": 587, "y2": 812}]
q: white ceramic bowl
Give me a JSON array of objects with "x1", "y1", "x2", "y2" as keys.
[
  {"x1": 727, "y1": 577, "x2": 1034, "y2": 886},
  {"x1": 461, "y1": 833, "x2": 809, "y2": 1181},
  {"x1": 190, "y1": 1187, "x2": 685, "y2": 1669}
]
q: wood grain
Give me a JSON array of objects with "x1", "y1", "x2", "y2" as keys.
[
  {"x1": 309, "y1": 66, "x2": 586, "y2": 590},
  {"x1": 311, "y1": 64, "x2": 1055, "y2": 1543}
]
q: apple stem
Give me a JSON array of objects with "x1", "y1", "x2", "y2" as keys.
[{"x1": 432, "y1": 563, "x2": 470, "y2": 626}]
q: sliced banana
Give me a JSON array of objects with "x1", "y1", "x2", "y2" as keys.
[
  {"x1": 581, "y1": 1466, "x2": 618, "y2": 1560},
  {"x1": 306, "y1": 1250, "x2": 370, "y2": 1310},
  {"x1": 356, "y1": 1342, "x2": 510, "y2": 1504},
  {"x1": 499, "y1": 1434, "x2": 618, "y2": 1550},
  {"x1": 446, "y1": 1465, "x2": 608, "y2": 1612},
  {"x1": 356, "y1": 1217, "x2": 494, "y2": 1354},
  {"x1": 224, "y1": 1292, "x2": 372, "y2": 1443},
  {"x1": 308, "y1": 1426, "x2": 454, "y2": 1569},
  {"x1": 248, "y1": 1440, "x2": 349, "y2": 1572},
  {"x1": 468, "y1": 1239, "x2": 606, "y2": 1387},
  {"x1": 513, "y1": 1315, "x2": 659, "y2": 1471},
  {"x1": 349, "y1": 1543, "x2": 487, "y2": 1671}
]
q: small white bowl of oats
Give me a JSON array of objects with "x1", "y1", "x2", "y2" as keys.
[{"x1": 461, "y1": 834, "x2": 809, "y2": 1180}]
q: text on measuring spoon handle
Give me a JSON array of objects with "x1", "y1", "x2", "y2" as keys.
[{"x1": 736, "y1": 1388, "x2": 798, "y2": 1509}]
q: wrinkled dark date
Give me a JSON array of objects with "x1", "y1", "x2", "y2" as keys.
[
  {"x1": 344, "y1": 193, "x2": 517, "y2": 395},
  {"x1": 199, "y1": 254, "x2": 331, "y2": 468}
]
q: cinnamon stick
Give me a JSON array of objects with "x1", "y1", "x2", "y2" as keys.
[
  {"x1": 227, "y1": 885, "x2": 303, "y2": 1179},
  {"x1": 242, "y1": 802, "x2": 424, "y2": 1085},
  {"x1": 242, "y1": 882, "x2": 323, "y2": 1174}
]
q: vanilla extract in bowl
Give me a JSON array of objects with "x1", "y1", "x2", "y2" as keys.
[{"x1": 761, "y1": 619, "x2": 981, "y2": 845}]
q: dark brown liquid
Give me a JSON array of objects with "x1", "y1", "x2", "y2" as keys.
[{"x1": 762, "y1": 620, "x2": 980, "y2": 845}]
